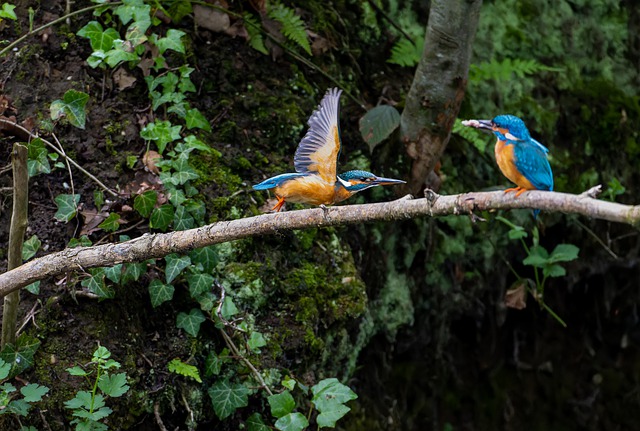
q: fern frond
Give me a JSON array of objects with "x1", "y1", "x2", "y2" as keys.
[
  {"x1": 453, "y1": 118, "x2": 489, "y2": 153},
  {"x1": 469, "y1": 58, "x2": 563, "y2": 83},
  {"x1": 387, "y1": 38, "x2": 423, "y2": 67},
  {"x1": 243, "y1": 13, "x2": 268, "y2": 55},
  {"x1": 268, "y1": 4, "x2": 311, "y2": 55}
]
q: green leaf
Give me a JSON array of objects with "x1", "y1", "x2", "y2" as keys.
[
  {"x1": 122, "y1": 261, "x2": 146, "y2": 283},
  {"x1": 98, "y1": 212, "x2": 121, "y2": 232},
  {"x1": 281, "y1": 377, "x2": 296, "y2": 391},
  {"x1": 26, "y1": 138, "x2": 51, "y2": 177},
  {"x1": 204, "y1": 349, "x2": 229, "y2": 377},
  {"x1": 189, "y1": 246, "x2": 218, "y2": 273},
  {"x1": 156, "y1": 29, "x2": 186, "y2": 54},
  {"x1": 150, "y1": 204, "x2": 174, "y2": 230},
  {"x1": 68, "y1": 235, "x2": 92, "y2": 248},
  {"x1": 93, "y1": 345, "x2": 111, "y2": 361},
  {"x1": 0, "y1": 358, "x2": 11, "y2": 379},
  {"x1": 522, "y1": 245, "x2": 550, "y2": 267},
  {"x1": 544, "y1": 264, "x2": 566, "y2": 278},
  {"x1": 103, "y1": 264, "x2": 123, "y2": 283},
  {"x1": 388, "y1": 37, "x2": 424, "y2": 67},
  {"x1": 165, "y1": 254, "x2": 191, "y2": 283},
  {"x1": 94, "y1": 189, "x2": 105, "y2": 209},
  {"x1": 247, "y1": 412, "x2": 270, "y2": 431},
  {"x1": 176, "y1": 308, "x2": 206, "y2": 337},
  {"x1": 126, "y1": 155, "x2": 137, "y2": 169},
  {"x1": 0, "y1": 3, "x2": 17, "y2": 20},
  {"x1": 549, "y1": 244, "x2": 579, "y2": 263},
  {"x1": 248, "y1": 331, "x2": 267, "y2": 352},
  {"x1": 140, "y1": 120, "x2": 182, "y2": 154},
  {"x1": 268, "y1": 4, "x2": 311, "y2": 55},
  {"x1": 274, "y1": 412, "x2": 309, "y2": 431},
  {"x1": 167, "y1": 0, "x2": 192, "y2": 22},
  {"x1": 182, "y1": 135, "x2": 213, "y2": 153},
  {"x1": 64, "y1": 390, "x2": 93, "y2": 410},
  {"x1": 316, "y1": 404, "x2": 351, "y2": 428},
  {"x1": 268, "y1": 391, "x2": 295, "y2": 418},
  {"x1": 149, "y1": 279, "x2": 174, "y2": 307},
  {"x1": 81, "y1": 268, "x2": 114, "y2": 299},
  {"x1": 207, "y1": 379, "x2": 250, "y2": 420},
  {"x1": 243, "y1": 13, "x2": 268, "y2": 55},
  {"x1": 454, "y1": 118, "x2": 490, "y2": 153},
  {"x1": 104, "y1": 40, "x2": 141, "y2": 67},
  {"x1": 168, "y1": 358, "x2": 202, "y2": 383},
  {"x1": 7, "y1": 399, "x2": 31, "y2": 416},
  {"x1": 134, "y1": 190, "x2": 157, "y2": 217},
  {"x1": 507, "y1": 227, "x2": 528, "y2": 241},
  {"x1": 22, "y1": 235, "x2": 41, "y2": 261},
  {"x1": 187, "y1": 273, "x2": 214, "y2": 299},
  {"x1": 311, "y1": 378, "x2": 357, "y2": 412},
  {"x1": 54, "y1": 193, "x2": 81, "y2": 222},
  {"x1": 220, "y1": 295, "x2": 239, "y2": 320},
  {"x1": 24, "y1": 281, "x2": 40, "y2": 295},
  {"x1": 77, "y1": 21, "x2": 119, "y2": 51},
  {"x1": 114, "y1": 0, "x2": 150, "y2": 25},
  {"x1": 50, "y1": 90, "x2": 89, "y2": 129},
  {"x1": 20, "y1": 383, "x2": 49, "y2": 402},
  {"x1": 98, "y1": 372, "x2": 129, "y2": 397},
  {"x1": 66, "y1": 365, "x2": 89, "y2": 376},
  {"x1": 359, "y1": 105, "x2": 400, "y2": 152},
  {"x1": 174, "y1": 205, "x2": 195, "y2": 231},
  {"x1": 0, "y1": 334, "x2": 40, "y2": 378},
  {"x1": 185, "y1": 108, "x2": 211, "y2": 131}
]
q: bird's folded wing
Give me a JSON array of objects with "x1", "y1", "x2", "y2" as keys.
[
  {"x1": 514, "y1": 144, "x2": 554, "y2": 191},
  {"x1": 294, "y1": 88, "x2": 342, "y2": 184}
]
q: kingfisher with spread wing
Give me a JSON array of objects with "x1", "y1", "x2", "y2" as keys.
[
  {"x1": 462, "y1": 115, "x2": 553, "y2": 216},
  {"x1": 253, "y1": 88, "x2": 405, "y2": 212}
]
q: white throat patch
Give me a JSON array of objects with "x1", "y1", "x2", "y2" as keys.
[{"x1": 337, "y1": 176, "x2": 351, "y2": 188}]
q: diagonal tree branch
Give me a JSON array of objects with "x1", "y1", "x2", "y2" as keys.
[{"x1": 0, "y1": 186, "x2": 638, "y2": 297}]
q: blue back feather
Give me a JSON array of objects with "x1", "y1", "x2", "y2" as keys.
[{"x1": 252, "y1": 173, "x2": 307, "y2": 190}]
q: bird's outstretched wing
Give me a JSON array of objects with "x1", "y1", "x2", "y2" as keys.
[
  {"x1": 514, "y1": 142, "x2": 554, "y2": 191},
  {"x1": 294, "y1": 88, "x2": 342, "y2": 184}
]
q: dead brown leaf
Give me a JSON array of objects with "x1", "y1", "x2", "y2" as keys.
[
  {"x1": 505, "y1": 280, "x2": 529, "y2": 310},
  {"x1": 113, "y1": 67, "x2": 137, "y2": 91},
  {"x1": 80, "y1": 209, "x2": 109, "y2": 236},
  {"x1": 143, "y1": 150, "x2": 162, "y2": 175}
]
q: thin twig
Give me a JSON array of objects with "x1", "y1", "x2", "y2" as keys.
[
  {"x1": 51, "y1": 133, "x2": 75, "y2": 197},
  {"x1": 365, "y1": 0, "x2": 415, "y2": 43},
  {"x1": 153, "y1": 402, "x2": 169, "y2": 431},
  {"x1": 573, "y1": 218, "x2": 619, "y2": 260},
  {"x1": 0, "y1": 119, "x2": 118, "y2": 197}
]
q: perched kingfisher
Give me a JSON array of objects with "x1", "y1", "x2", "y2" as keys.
[
  {"x1": 253, "y1": 88, "x2": 405, "y2": 212},
  {"x1": 462, "y1": 115, "x2": 553, "y2": 215}
]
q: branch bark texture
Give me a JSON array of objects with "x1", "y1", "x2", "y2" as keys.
[
  {"x1": 400, "y1": 0, "x2": 483, "y2": 195},
  {"x1": 1, "y1": 187, "x2": 639, "y2": 297},
  {"x1": 2, "y1": 144, "x2": 28, "y2": 347}
]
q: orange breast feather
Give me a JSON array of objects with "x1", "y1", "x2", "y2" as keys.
[
  {"x1": 494, "y1": 140, "x2": 535, "y2": 189},
  {"x1": 275, "y1": 176, "x2": 337, "y2": 205}
]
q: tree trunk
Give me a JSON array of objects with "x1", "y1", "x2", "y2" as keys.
[{"x1": 401, "y1": 0, "x2": 483, "y2": 195}]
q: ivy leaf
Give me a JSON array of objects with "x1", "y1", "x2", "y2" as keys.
[
  {"x1": 274, "y1": 412, "x2": 309, "y2": 431},
  {"x1": 182, "y1": 135, "x2": 213, "y2": 153},
  {"x1": 187, "y1": 273, "x2": 214, "y2": 299},
  {"x1": 140, "y1": 120, "x2": 182, "y2": 154},
  {"x1": 25, "y1": 281, "x2": 40, "y2": 295},
  {"x1": 54, "y1": 193, "x2": 81, "y2": 222},
  {"x1": 204, "y1": 349, "x2": 229, "y2": 377},
  {"x1": 20, "y1": 383, "x2": 49, "y2": 402},
  {"x1": 77, "y1": 21, "x2": 119, "y2": 51},
  {"x1": 167, "y1": 0, "x2": 193, "y2": 22},
  {"x1": 176, "y1": 308, "x2": 205, "y2": 337},
  {"x1": 98, "y1": 373, "x2": 129, "y2": 397},
  {"x1": 165, "y1": 254, "x2": 191, "y2": 284},
  {"x1": 268, "y1": 391, "x2": 295, "y2": 419},
  {"x1": 359, "y1": 105, "x2": 400, "y2": 152},
  {"x1": 134, "y1": 190, "x2": 157, "y2": 217},
  {"x1": 0, "y1": 334, "x2": 41, "y2": 378},
  {"x1": 247, "y1": 412, "x2": 270, "y2": 431},
  {"x1": 173, "y1": 205, "x2": 195, "y2": 231},
  {"x1": 150, "y1": 204, "x2": 174, "y2": 231},
  {"x1": 26, "y1": 138, "x2": 50, "y2": 177},
  {"x1": 185, "y1": 108, "x2": 211, "y2": 131},
  {"x1": 98, "y1": 212, "x2": 121, "y2": 232},
  {"x1": 168, "y1": 358, "x2": 202, "y2": 383},
  {"x1": 114, "y1": 0, "x2": 150, "y2": 25},
  {"x1": 0, "y1": 3, "x2": 17, "y2": 20},
  {"x1": 103, "y1": 264, "x2": 123, "y2": 284},
  {"x1": 189, "y1": 246, "x2": 219, "y2": 273},
  {"x1": 156, "y1": 29, "x2": 186, "y2": 54},
  {"x1": 81, "y1": 268, "x2": 114, "y2": 299},
  {"x1": 311, "y1": 378, "x2": 357, "y2": 412},
  {"x1": 248, "y1": 331, "x2": 267, "y2": 352},
  {"x1": 149, "y1": 279, "x2": 175, "y2": 307},
  {"x1": 104, "y1": 40, "x2": 141, "y2": 67},
  {"x1": 316, "y1": 404, "x2": 351, "y2": 428},
  {"x1": 122, "y1": 261, "x2": 146, "y2": 283},
  {"x1": 22, "y1": 235, "x2": 41, "y2": 261},
  {"x1": 50, "y1": 90, "x2": 89, "y2": 129},
  {"x1": 207, "y1": 379, "x2": 250, "y2": 420}
]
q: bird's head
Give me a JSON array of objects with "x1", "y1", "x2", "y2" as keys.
[
  {"x1": 467, "y1": 114, "x2": 531, "y2": 142},
  {"x1": 337, "y1": 170, "x2": 405, "y2": 193}
]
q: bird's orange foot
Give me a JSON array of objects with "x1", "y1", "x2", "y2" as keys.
[
  {"x1": 271, "y1": 197, "x2": 286, "y2": 212},
  {"x1": 504, "y1": 187, "x2": 529, "y2": 197}
]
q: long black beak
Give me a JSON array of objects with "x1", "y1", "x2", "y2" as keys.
[
  {"x1": 462, "y1": 119, "x2": 494, "y2": 132},
  {"x1": 372, "y1": 177, "x2": 406, "y2": 186}
]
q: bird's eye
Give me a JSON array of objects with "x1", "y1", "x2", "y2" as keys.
[{"x1": 360, "y1": 177, "x2": 369, "y2": 182}]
